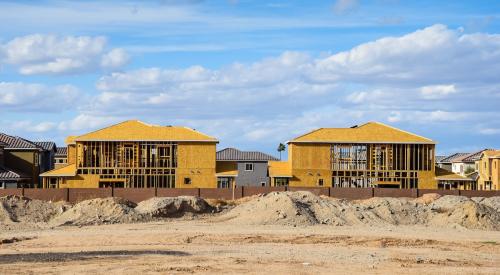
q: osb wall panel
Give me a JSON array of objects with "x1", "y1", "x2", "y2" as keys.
[
  {"x1": 113, "y1": 188, "x2": 156, "y2": 203},
  {"x1": 177, "y1": 143, "x2": 216, "y2": 169},
  {"x1": 330, "y1": 188, "x2": 373, "y2": 200},
  {"x1": 68, "y1": 188, "x2": 112, "y2": 203},
  {"x1": 290, "y1": 143, "x2": 331, "y2": 170},
  {"x1": 243, "y1": 186, "x2": 286, "y2": 197},
  {"x1": 24, "y1": 188, "x2": 68, "y2": 202}
]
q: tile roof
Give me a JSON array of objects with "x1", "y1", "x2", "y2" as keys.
[
  {"x1": 289, "y1": 122, "x2": 434, "y2": 144},
  {"x1": 0, "y1": 166, "x2": 29, "y2": 180},
  {"x1": 459, "y1": 149, "x2": 492, "y2": 163},
  {"x1": 74, "y1": 120, "x2": 217, "y2": 142},
  {"x1": 34, "y1": 141, "x2": 56, "y2": 151},
  {"x1": 55, "y1": 147, "x2": 67, "y2": 157},
  {"x1": 435, "y1": 155, "x2": 446, "y2": 162},
  {"x1": 439, "y1": 153, "x2": 470, "y2": 163},
  {"x1": 0, "y1": 133, "x2": 41, "y2": 150},
  {"x1": 216, "y1": 148, "x2": 279, "y2": 161}
]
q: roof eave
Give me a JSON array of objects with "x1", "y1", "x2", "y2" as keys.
[{"x1": 287, "y1": 140, "x2": 436, "y2": 145}]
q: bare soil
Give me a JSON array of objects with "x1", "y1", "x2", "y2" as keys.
[
  {"x1": 1, "y1": 221, "x2": 499, "y2": 274},
  {"x1": 0, "y1": 192, "x2": 499, "y2": 274}
]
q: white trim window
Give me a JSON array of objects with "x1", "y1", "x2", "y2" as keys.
[{"x1": 245, "y1": 163, "x2": 254, "y2": 171}]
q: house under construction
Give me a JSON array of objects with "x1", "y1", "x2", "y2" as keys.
[
  {"x1": 41, "y1": 120, "x2": 218, "y2": 188},
  {"x1": 270, "y1": 122, "x2": 437, "y2": 189}
]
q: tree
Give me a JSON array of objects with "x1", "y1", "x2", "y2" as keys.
[{"x1": 277, "y1": 143, "x2": 286, "y2": 160}]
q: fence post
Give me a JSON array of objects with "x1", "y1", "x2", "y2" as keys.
[
  {"x1": 197, "y1": 188, "x2": 201, "y2": 198},
  {"x1": 21, "y1": 188, "x2": 25, "y2": 196},
  {"x1": 154, "y1": 187, "x2": 158, "y2": 197},
  {"x1": 111, "y1": 186, "x2": 114, "y2": 198},
  {"x1": 371, "y1": 188, "x2": 375, "y2": 198},
  {"x1": 65, "y1": 188, "x2": 69, "y2": 202}
]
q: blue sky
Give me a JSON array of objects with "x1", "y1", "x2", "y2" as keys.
[{"x1": 1, "y1": 0, "x2": 499, "y2": 157}]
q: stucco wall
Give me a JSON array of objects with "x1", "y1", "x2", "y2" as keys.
[{"x1": 236, "y1": 161, "x2": 269, "y2": 187}]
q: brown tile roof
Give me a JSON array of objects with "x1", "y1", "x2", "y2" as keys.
[
  {"x1": 0, "y1": 166, "x2": 29, "y2": 180},
  {"x1": 439, "y1": 153, "x2": 470, "y2": 163},
  {"x1": 460, "y1": 149, "x2": 492, "y2": 163},
  {"x1": 0, "y1": 133, "x2": 40, "y2": 150},
  {"x1": 34, "y1": 141, "x2": 56, "y2": 151},
  {"x1": 216, "y1": 148, "x2": 278, "y2": 161},
  {"x1": 55, "y1": 147, "x2": 67, "y2": 157}
]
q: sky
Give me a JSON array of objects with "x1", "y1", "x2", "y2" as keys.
[{"x1": 0, "y1": 0, "x2": 499, "y2": 157}]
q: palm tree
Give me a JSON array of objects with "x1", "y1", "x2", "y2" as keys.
[{"x1": 277, "y1": 143, "x2": 286, "y2": 160}]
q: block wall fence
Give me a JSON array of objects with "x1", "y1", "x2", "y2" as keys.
[{"x1": 1, "y1": 187, "x2": 499, "y2": 203}]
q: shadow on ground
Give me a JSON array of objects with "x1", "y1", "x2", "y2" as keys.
[{"x1": 0, "y1": 250, "x2": 191, "y2": 263}]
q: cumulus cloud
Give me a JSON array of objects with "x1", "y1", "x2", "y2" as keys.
[
  {"x1": 333, "y1": 0, "x2": 359, "y2": 14},
  {"x1": 0, "y1": 82, "x2": 79, "y2": 112},
  {"x1": 72, "y1": 24, "x2": 500, "y2": 149},
  {"x1": 16, "y1": 24, "x2": 498, "y2": 151},
  {"x1": 0, "y1": 34, "x2": 129, "y2": 75},
  {"x1": 420, "y1": 84, "x2": 457, "y2": 99}
]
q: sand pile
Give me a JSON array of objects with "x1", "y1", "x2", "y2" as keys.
[
  {"x1": 136, "y1": 196, "x2": 213, "y2": 217},
  {"x1": 219, "y1": 192, "x2": 500, "y2": 230},
  {"x1": 0, "y1": 195, "x2": 68, "y2": 224},
  {"x1": 49, "y1": 197, "x2": 142, "y2": 226}
]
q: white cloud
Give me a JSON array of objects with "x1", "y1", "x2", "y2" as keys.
[
  {"x1": 7, "y1": 121, "x2": 58, "y2": 133},
  {"x1": 75, "y1": 25, "x2": 500, "y2": 150},
  {"x1": 333, "y1": 0, "x2": 359, "y2": 14},
  {"x1": 0, "y1": 34, "x2": 129, "y2": 75},
  {"x1": 346, "y1": 90, "x2": 387, "y2": 103},
  {"x1": 313, "y1": 24, "x2": 500, "y2": 84},
  {"x1": 420, "y1": 84, "x2": 457, "y2": 99},
  {"x1": 12, "y1": 25, "x2": 499, "y2": 151},
  {"x1": 0, "y1": 82, "x2": 79, "y2": 111},
  {"x1": 58, "y1": 114, "x2": 122, "y2": 132},
  {"x1": 100, "y1": 48, "x2": 129, "y2": 69},
  {"x1": 479, "y1": 128, "x2": 500, "y2": 135}
]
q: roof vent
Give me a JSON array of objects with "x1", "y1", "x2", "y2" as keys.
[{"x1": 350, "y1": 125, "x2": 358, "y2": 128}]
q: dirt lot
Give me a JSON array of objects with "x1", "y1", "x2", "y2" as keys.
[
  {"x1": 1, "y1": 193, "x2": 499, "y2": 274},
  {"x1": 0, "y1": 220, "x2": 499, "y2": 274}
]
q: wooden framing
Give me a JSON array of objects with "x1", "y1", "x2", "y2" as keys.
[
  {"x1": 330, "y1": 143, "x2": 434, "y2": 188},
  {"x1": 76, "y1": 141, "x2": 177, "y2": 188}
]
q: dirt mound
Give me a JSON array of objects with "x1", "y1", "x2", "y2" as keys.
[
  {"x1": 49, "y1": 197, "x2": 142, "y2": 226},
  {"x1": 218, "y1": 192, "x2": 500, "y2": 230},
  {"x1": 135, "y1": 196, "x2": 213, "y2": 217},
  {"x1": 0, "y1": 195, "x2": 68, "y2": 224},
  {"x1": 475, "y1": 197, "x2": 500, "y2": 212}
]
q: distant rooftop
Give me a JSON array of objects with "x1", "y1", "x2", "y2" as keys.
[
  {"x1": 34, "y1": 141, "x2": 56, "y2": 151},
  {"x1": 0, "y1": 133, "x2": 40, "y2": 150},
  {"x1": 216, "y1": 148, "x2": 278, "y2": 161}
]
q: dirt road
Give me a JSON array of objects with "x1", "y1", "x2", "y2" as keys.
[{"x1": 1, "y1": 219, "x2": 499, "y2": 274}]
